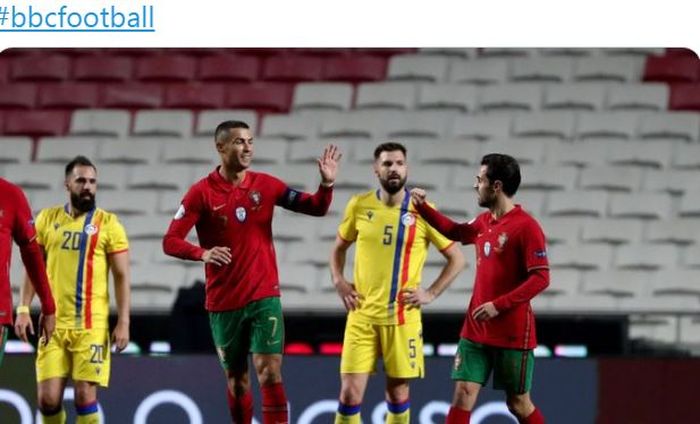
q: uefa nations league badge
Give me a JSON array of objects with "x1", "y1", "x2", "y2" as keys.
[{"x1": 235, "y1": 207, "x2": 247, "y2": 222}]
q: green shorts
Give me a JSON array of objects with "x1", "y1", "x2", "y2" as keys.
[
  {"x1": 0, "y1": 326, "x2": 8, "y2": 367},
  {"x1": 451, "y1": 338, "x2": 534, "y2": 394},
  {"x1": 209, "y1": 297, "x2": 284, "y2": 372}
]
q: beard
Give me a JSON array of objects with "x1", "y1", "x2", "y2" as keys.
[
  {"x1": 71, "y1": 191, "x2": 96, "y2": 213},
  {"x1": 379, "y1": 174, "x2": 406, "y2": 195},
  {"x1": 477, "y1": 188, "x2": 496, "y2": 208}
]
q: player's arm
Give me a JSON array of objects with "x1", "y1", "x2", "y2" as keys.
[
  {"x1": 277, "y1": 144, "x2": 341, "y2": 217},
  {"x1": 14, "y1": 271, "x2": 37, "y2": 343},
  {"x1": 330, "y1": 234, "x2": 360, "y2": 311},
  {"x1": 162, "y1": 187, "x2": 231, "y2": 265},
  {"x1": 109, "y1": 250, "x2": 131, "y2": 352},
  {"x1": 402, "y1": 243, "x2": 466, "y2": 306},
  {"x1": 410, "y1": 188, "x2": 479, "y2": 244}
]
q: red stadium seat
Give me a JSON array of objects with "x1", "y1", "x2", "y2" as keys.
[
  {"x1": 0, "y1": 59, "x2": 7, "y2": 83},
  {"x1": 262, "y1": 56, "x2": 324, "y2": 82},
  {"x1": 0, "y1": 83, "x2": 37, "y2": 109},
  {"x1": 226, "y1": 83, "x2": 292, "y2": 113},
  {"x1": 352, "y1": 48, "x2": 417, "y2": 57},
  {"x1": 323, "y1": 56, "x2": 387, "y2": 82},
  {"x1": 198, "y1": 55, "x2": 260, "y2": 82},
  {"x1": 4, "y1": 110, "x2": 69, "y2": 137},
  {"x1": 163, "y1": 83, "x2": 226, "y2": 109},
  {"x1": 227, "y1": 48, "x2": 290, "y2": 58},
  {"x1": 104, "y1": 48, "x2": 163, "y2": 57},
  {"x1": 11, "y1": 55, "x2": 71, "y2": 81},
  {"x1": 135, "y1": 55, "x2": 197, "y2": 82},
  {"x1": 38, "y1": 83, "x2": 100, "y2": 109},
  {"x1": 290, "y1": 48, "x2": 352, "y2": 57},
  {"x1": 100, "y1": 84, "x2": 163, "y2": 108},
  {"x1": 664, "y1": 48, "x2": 698, "y2": 58},
  {"x1": 73, "y1": 56, "x2": 133, "y2": 82},
  {"x1": 669, "y1": 83, "x2": 700, "y2": 111},
  {"x1": 643, "y1": 56, "x2": 700, "y2": 83}
]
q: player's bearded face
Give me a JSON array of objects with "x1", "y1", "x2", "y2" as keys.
[
  {"x1": 67, "y1": 165, "x2": 97, "y2": 213},
  {"x1": 380, "y1": 172, "x2": 407, "y2": 194},
  {"x1": 475, "y1": 165, "x2": 496, "y2": 208},
  {"x1": 71, "y1": 190, "x2": 96, "y2": 212},
  {"x1": 376, "y1": 150, "x2": 407, "y2": 195}
]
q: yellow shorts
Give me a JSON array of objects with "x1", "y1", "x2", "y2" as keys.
[
  {"x1": 340, "y1": 315, "x2": 424, "y2": 378},
  {"x1": 36, "y1": 328, "x2": 111, "y2": 387}
]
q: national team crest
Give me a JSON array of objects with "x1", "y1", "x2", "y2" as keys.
[
  {"x1": 494, "y1": 232, "x2": 508, "y2": 253},
  {"x1": 84, "y1": 224, "x2": 99, "y2": 235},
  {"x1": 483, "y1": 241, "x2": 491, "y2": 257},
  {"x1": 401, "y1": 212, "x2": 416, "y2": 227},
  {"x1": 249, "y1": 191, "x2": 262, "y2": 210},
  {"x1": 235, "y1": 207, "x2": 247, "y2": 222}
]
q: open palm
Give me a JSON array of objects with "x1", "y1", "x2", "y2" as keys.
[{"x1": 318, "y1": 144, "x2": 342, "y2": 184}]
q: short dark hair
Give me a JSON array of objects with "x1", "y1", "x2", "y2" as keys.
[
  {"x1": 215, "y1": 120, "x2": 250, "y2": 142},
  {"x1": 373, "y1": 142, "x2": 407, "y2": 160},
  {"x1": 65, "y1": 156, "x2": 96, "y2": 178},
  {"x1": 481, "y1": 153, "x2": 521, "y2": 197}
]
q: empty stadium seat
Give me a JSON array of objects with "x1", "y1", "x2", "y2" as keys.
[
  {"x1": 545, "y1": 140, "x2": 610, "y2": 167},
  {"x1": 226, "y1": 83, "x2": 292, "y2": 113},
  {"x1": 73, "y1": 56, "x2": 133, "y2": 82},
  {"x1": 575, "y1": 112, "x2": 639, "y2": 139},
  {"x1": 683, "y1": 245, "x2": 700, "y2": 267},
  {"x1": 260, "y1": 113, "x2": 318, "y2": 140},
  {"x1": 512, "y1": 112, "x2": 576, "y2": 139},
  {"x1": 451, "y1": 114, "x2": 513, "y2": 140},
  {"x1": 355, "y1": 82, "x2": 417, "y2": 110},
  {"x1": 322, "y1": 56, "x2": 387, "y2": 82},
  {"x1": 643, "y1": 55, "x2": 700, "y2": 83},
  {"x1": 482, "y1": 139, "x2": 550, "y2": 166},
  {"x1": 127, "y1": 165, "x2": 192, "y2": 191},
  {"x1": 4, "y1": 110, "x2": 68, "y2": 137},
  {"x1": 35, "y1": 137, "x2": 100, "y2": 164},
  {"x1": 132, "y1": 110, "x2": 194, "y2": 137},
  {"x1": 679, "y1": 191, "x2": 700, "y2": 217},
  {"x1": 519, "y1": 165, "x2": 578, "y2": 190},
  {"x1": 287, "y1": 139, "x2": 351, "y2": 164},
  {"x1": 609, "y1": 192, "x2": 673, "y2": 220},
  {"x1": 582, "y1": 270, "x2": 652, "y2": 298},
  {"x1": 318, "y1": 111, "x2": 383, "y2": 139},
  {"x1": 416, "y1": 140, "x2": 480, "y2": 166},
  {"x1": 98, "y1": 190, "x2": 158, "y2": 215},
  {"x1": 163, "y1": 83, "x2": 226, "y2": 109},
  {"x1": 97, "y1": 141, "x2": 161, "y2": 164},
  {"x1": 69, "y1": 109, "x2": 130, "y2": 138},
  {"x1": 0, "y1": 83, "x2": 37, "y2": 109},
  {"x1": 292, "y1": 83, "x2": 353, "y2": 111},
  {"x1": 3, "y1": 164, "x2": 64, "y2": 190},
  {"x1": 408, "y1": 164, "x2": 450, "y2": 190},
  {"x1": 615, "y1": 244, "x2": 678, "y2": 270},
  {"x1": 248, "y1": 137, "x2": 289, "y2": 164},
  {"x1": 510, "y1": 57, "x2": 574, "y2": 83},
  {"x1": 637, "y1": 112, "x2": 700, "y2": 141},
  {"x1": 607, "y1": 84, "x2": 669, "y2": 111},
  {"x1": 543, "y1": 84, "x2": 606, "y2": 111},
  {"x1": 329, "y1": 165, "x2": 376, "y2": 191},
  {"x1": 0, "y1": 137, "x2": 32, "y2": 164},
  {"x1": 101, "y1": 84, "x2": 163, "y2": 109},
  {"x1": 95, "y1": 164, "x2": 128, "y2": 190},
  {"x1": 547, "y1": 244, "x2": 613, "y2": 270},
  {"x1": 135, "y1": 56, "x2": 197, "y2": 82},
  {"x1": 606, "y1": 141, "x2": 673, "y2": 168},
  {"x1": 540, "y1": 48, "x2": 599, "y2": 57},
  {"x1": 131, "y1": 263, "x2": 187, "y2": 288},
  {"x1": 38, "y1": 83, "x2": 100, "y2": 109},
  {"x1": 378, "y1": 110, "x2": 456, "y2": 139},
  {"x1": 672, "y1": 144, "x2": 700, "y2": 169},
  {"x1": 161, "y1": 139, "x2": 217, "y2": 165},
  {"x1": 272, "y1": 211, "x2": 316, "y2": 242},
  {"x1": 262, "y1": 56, "x2": 323, "y2": 82},
  {"x1": 278, "y1": 263, "x2": 319, "y2": 293},
  {"x1": 643, "y1": 169, "x2": 697, "y2": 195},
  {"x1": 417, "y1": 84, "x2": 479, "y2": 112},
  {"x1": 547, "y1": 191, "x2": 608, "y2": 217},
  {"x1": 387, "y1": 55, "x2": 449, "y2": 82},
  {"x1": 538, "y1": 217, "x2": 582, "y2": 245},
  {"x1": 479, "y1": 48, "x2": 537, "y2": 57},
  {"x1": 669, "y1": 83, "x2": 700, "y2": 111},
  {"x1": 31, "y1": 191, "x2": 66, "y2": 212},
  {"x1": 121, "y1": 216, "x2": 170, "y2": 240},
  {"x1": 198, "y1": 55, "x2": 260, "y2": 82},
  {"x1": 479, "y1": 84, "x2": 542, "y2": 112},
  {"x1": 196, "y1": 109, "x2": 258, "y2": 136},
  {"x1": 544, "y1": 269, "x2": 583, "y2": 297},
  {"x1": 580, "y1": 166, "x2": 643, "y2": 192},
  {"x1": 573, "y1": 57, "x2": 644, "y2": 82},
  {"x1": 448, "y1": 58, "x2": 509, "y2": 85},
  {"x1": 646, "y1": 220, "x2": 699, "y2": 245},
  {"x1": 581, "y1": 219, "x2": 644, "y2": 245},
  {"x1": 11, "y1": 56, "x2": 71, "y2": 81}
]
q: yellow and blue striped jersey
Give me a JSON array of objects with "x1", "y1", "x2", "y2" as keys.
[
  {"x1": 35, "y1": 205, "x2": 128, "y2": 330},
  {"x1": 338, "y1": 189, "x2": 453, "y2": 325}
]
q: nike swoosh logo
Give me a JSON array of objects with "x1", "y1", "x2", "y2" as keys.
[
  {"x1": 213, "y1": 204, "x2": 226, "y2": 211},
  {"x1": 267, "y1": 340, "x2": 281, "y2": 346}
]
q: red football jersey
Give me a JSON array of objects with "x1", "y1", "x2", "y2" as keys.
[
  {"x1": 460, "y1": 206, "x2": 549, "y2": 349},
  {"x1": 0, "y1": 178, "x2": 55, "y2": 325},
  {"x1": 163, "y1": 168, "x2": 332, "y2": 311}
]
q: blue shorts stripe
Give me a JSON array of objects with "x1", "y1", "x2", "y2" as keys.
[
  {"x1": 76, "y1": 401, "x2": 98, "y2": 415},
  {"x1": 387, "y1": 400, "x2": 410, "y2": 414},
  {"x1": 337, "y1": 402, "x2": 361, "y2": 415}
]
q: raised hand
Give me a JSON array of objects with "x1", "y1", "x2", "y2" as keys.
[
  {"x1": 318, "y1": 144, "x2": 342, "y2": 186},
  {"x1": 410, "y1": 188, "x2": 427, "y2": 206}
]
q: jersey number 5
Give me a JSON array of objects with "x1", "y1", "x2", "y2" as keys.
[{"x1": 383, "y1": 225, "x2": 393, "y2": 245}]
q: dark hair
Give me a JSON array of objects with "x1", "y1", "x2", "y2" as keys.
[
  {"x1": 481, "y1": 153, "x2": 521, "y2": 197},
  {"x1": 65, "y1": 155, "x2": 96, "y2": 178},
  {"x1": 373, "y1": 142, "x2": 407, "y2": 160},
  {"x1": 215, "y1": 120, "x2": 250, "y2": 142}
]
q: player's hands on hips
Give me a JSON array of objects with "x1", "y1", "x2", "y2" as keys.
[
  {"x1": 201, "y1": 246, "x2": 232, "y2": 266},
  {"x1": 13, "y1": 310, "x2": 34, "y2": 343},
  {"x1": 472, "y1": 302, "x2": 499, "y2": 321},
  {"x1": 38, "y1": 313, "x2": 55, "y2": 346},
  {"x1": 401, "y1": 287, "x2": 435, "y2": 307},
  {"x1": 410, "y1": 188, "x2": 427, "y2": 206},
  {"x1": 112, "y1": 320, "x2": 130, "y2": 352},
  {"x1": 318, "y1": 144, "x2": 342, "y2": 186},
  {"x1": 334, "y1": 279, "x2": 360, "y2": 311}
]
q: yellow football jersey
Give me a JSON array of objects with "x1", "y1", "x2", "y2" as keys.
[
  {"x1": 338, "y1": 190, "x2": 453, "y2": 325},
  {"x1": 35, "y1": 205, "x2": 128, "y2": 330}
]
